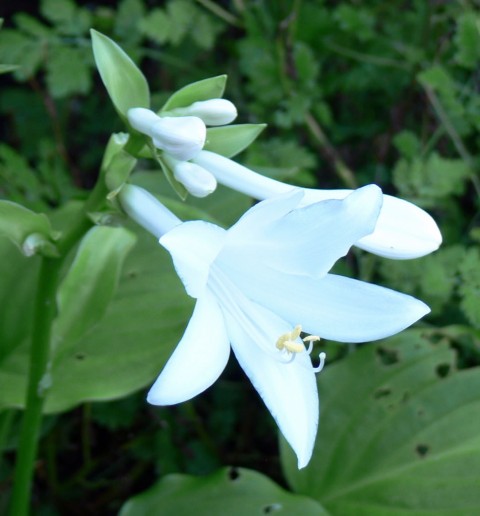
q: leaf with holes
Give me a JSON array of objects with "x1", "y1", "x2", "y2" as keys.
[
  {"x1": 119, "y1": 467, "x2": 328, "y2": 516},
  {"x1": 281, "y1": 329, "x2": 480, "y2": 514}
]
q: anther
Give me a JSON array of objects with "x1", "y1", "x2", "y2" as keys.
[
  {"x1": 303, "y1": 335, "x2": 320, "y2": 354},
  {"x1": 276, "y1": 325, "x2": 302, "y2": 352},
  {"x1": 312, "y1": 352, "x2": 327, "y2": 373}
]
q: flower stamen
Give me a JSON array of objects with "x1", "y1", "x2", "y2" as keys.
[
  {"x1": 276, "y1": 326, "x2": 326, "y2": 372},
  {"x1": 276, "y1": 325, "x2": 303, "y2": 353},
  {"x1": 303, "y1": 335, "x2": 320, "y2": 354},
  {"x1": 313, "y1": 352, "x2": 327, "y2": 373}
]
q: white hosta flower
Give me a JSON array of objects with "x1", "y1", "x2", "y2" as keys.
[
  {"x1": 128, "y1": 108, "x2": 206, "y2": 161},
  {"x1": 164, "y1": 156, "x2": 217, "y2": 198},
  {"x1": 119, "y1": 184, "x2": 430, "y2": 468},
  {"x1": 193, "y1": 150, "x2": 442, "y2": 260},
  {"x1": 165, "y1": 99, "x2": 238, "y2": 126}
]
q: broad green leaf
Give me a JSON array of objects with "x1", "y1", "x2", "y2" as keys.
[
  {"x1": 0, "y1": 219, "x2": 192, "y2": 412},
  {"x1": 161, "y1": 75, "x2": 227, "y2": 112},
  {"x1": 91, "y1": 29, "x2": 149, "y2": 118},
  {"x1": 204, "y1": 124, "x2": 266, "y2": 158},
  {"x1": 51, "y1": 226, "x2": 136, "y2": 352},
  {"x1": 119, "y1": 467, "x2": 327, "y2": 516},
  {"x1": 0, "y1": 193, "x2": 245, "y2": 412},
  {"x1": 281, "y1": 330, "x2": 480, "y2": 515},
  {"x1": 0, "y1": 200, "x2": 58, "y2": 256}
]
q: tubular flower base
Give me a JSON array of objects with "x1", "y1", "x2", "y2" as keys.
[
  {"x1": 193, "y1": 151, "x2": 442, "y2": 260},
  {"x1": 118, "y1": 185, "x2": 430, "y2": 468}
]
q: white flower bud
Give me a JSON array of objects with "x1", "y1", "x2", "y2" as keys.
[
  {"x1": 150, "y1": 116, "x2": 206, "y2": 161},
  {"x1": 127, "y1": 108, "x2": 207, "y2": 161},
  {"x1": 166, "y1": 157, "x2": 217, "y2": 198},
  {"x1": 127, "y1": 108, "x2": 161, "y2": 136},
  {"x1": 167, "y1": 99, "x2": 238, "y2": 126}
]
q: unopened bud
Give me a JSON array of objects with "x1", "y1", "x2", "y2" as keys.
[
  {"x1": 167, "y1": 99, "x2": 238, "y2": 126},
  {"x1": 166, "y1": 157, "x2": 217, "y2": 198}
]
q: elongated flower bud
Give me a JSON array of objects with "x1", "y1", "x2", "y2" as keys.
[
  {"x1": 166, "y1": 99, "x2": 238, "y2": 126},
  {"x1": 165, "y1": 157, "x2": 217, "y2": 198},
  {"x1": 150, "y1": 116, "x2": 206, "y2": 161},
  {"x1": 118, "y1": 184, "x2": 181, "y2": 238},
  {"x1": 127, "y1": 108, "x2": 207, "y2": 161},
  {"x1": 193, "y1": 150, "x2": 442, "y2": 260}
]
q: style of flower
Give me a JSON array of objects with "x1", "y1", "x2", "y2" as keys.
[
  {"x1": 118, "y1": 184, "x2": 430, "y2": 468},
  {"x1": 192, "y1": 150, "x2": 442, "y2": 260}
]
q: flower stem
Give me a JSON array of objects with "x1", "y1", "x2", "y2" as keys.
[{"x1": 9, "y1": 257, "x2": 60, "y2": 516}]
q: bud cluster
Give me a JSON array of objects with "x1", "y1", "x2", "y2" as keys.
[{"x1": 127, "y1": 99, "x2": 237, "y2": 198}]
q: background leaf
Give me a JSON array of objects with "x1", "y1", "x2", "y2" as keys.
[
  {"x1": 281, "y1": 330, "x2": 480, "y2": 515},
  {"x1": 119, "y1": 467, "x2": 328, "y2": 516}
]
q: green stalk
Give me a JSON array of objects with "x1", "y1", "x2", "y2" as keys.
[
  {"x1": 9, "y1": 178, "x2": 107, "y2": 515},
  {"x1": 9, "y1": 257, "x2": 59, "y2": 516}
]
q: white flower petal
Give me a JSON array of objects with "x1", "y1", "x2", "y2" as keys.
[
  {"x1": 160, "y1": 221, "x2": 226, "y2": 298},
  {"x1": 221, "y1": 185, "x2": 382, "y2": 278},
  {"x1": 228, "y1": 267, "x2": 430, "y2": 343},
  {"x1": 223, "y1": 302, "x2": 318, "y2": 469},
  {"x1": 302, "y1": 189, "x2": 442, "y2": 259},
  {"x1": 147, "y1": 291, "x2": 230, "y2": 405}
]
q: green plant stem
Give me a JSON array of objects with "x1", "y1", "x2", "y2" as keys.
[
  {"x1": 195, "y1": 0, "x2": 241, "y2": 27},
  {"x1": 9, "y1": 178, "x2": 107, "y2": 515},
  {"x1": 9, "y1": 257, "x2": 60, "y2": 516}
]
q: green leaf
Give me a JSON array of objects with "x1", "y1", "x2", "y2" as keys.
[
  {"x1": 119, "y1": 467, "x2": 327, "y2": 516},
  {"x1": 392, "y1": 130, "x2": 421, "y2": 159},
  {"x1": 459, "y1": 248, "x2": 480, "y2": 328},
  {"x1": 455, "y1": 12, "x2": 480, "y2": 69},
  {"x1": 161, "y1": 75, "x2": 227, "y2": 112},
  {"x1": 40, "y1": 0, "x2": 91, "y2": 35},
  {"x1": 51, "y1": 226, "x2": 136, "y2": 352},
  {"x1": 0, "y1": 200, "x2": 58, "y2": 256},
  {"x1": 46, "y1": 45, "x2": 91, "y2": 98},
  {"x1": 281, "y1": 330, "x2": 480, "y2": 514},
  {"x1": 139, "y1": 8, "x2": 171, "y2": 45},
  {"x1": 393, "y1": 152, "x2": 470, "y2": 206},
  {"x1": 90, "y1": 29, "x2": 150, "y2": 118},
  {"x1": 204, "y1": 124, "x2": 266, "y2": 158},
  {"x1": 0, "y1": 29, "x2": 43, "y2": 81},
  {"x1": 0, "y1": 198, "x2": 196, "y2": 413},
  {"x1": 0, "y1": 64, "x2": 18, "y2": 74},
  {"x1": 103, "y1": 139, "x2": 138, "y2": 195}
]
